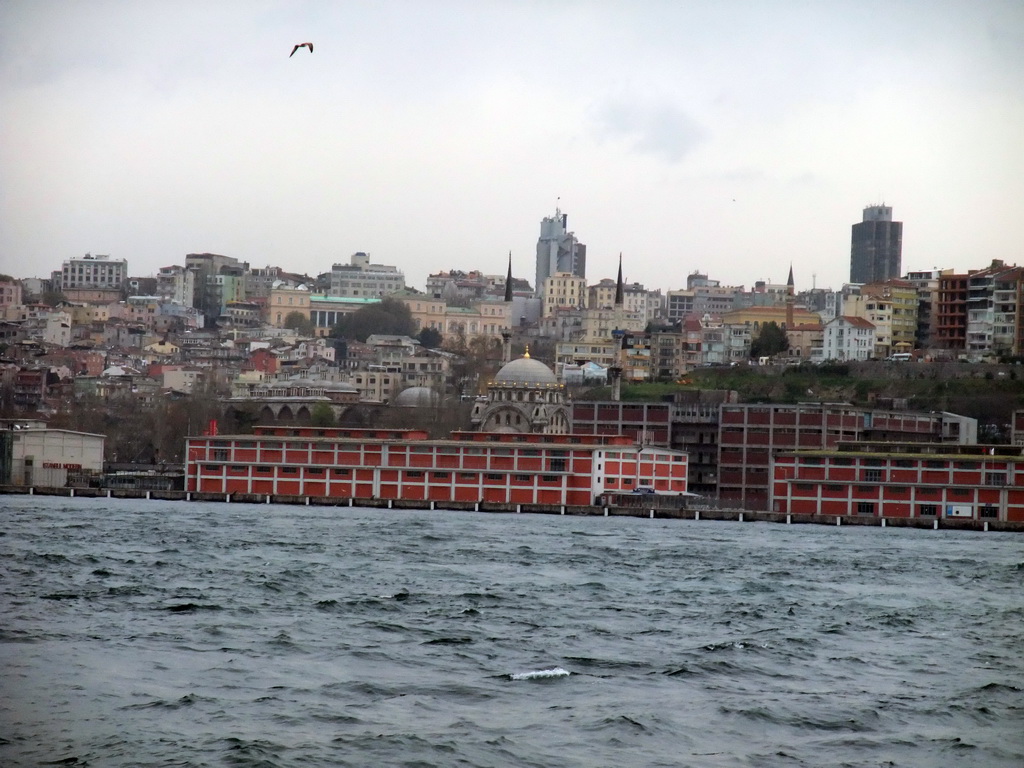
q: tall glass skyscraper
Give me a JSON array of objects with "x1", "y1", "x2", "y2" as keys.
[{"x1": 850, "y1": 204, "x2": 902, "y2": 284}]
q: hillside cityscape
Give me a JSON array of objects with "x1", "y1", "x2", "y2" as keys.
[{"x1": 2, "y1": 203, "x2": 1024, "y2": 512}]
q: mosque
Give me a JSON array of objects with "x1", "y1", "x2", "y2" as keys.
[{"x1": 469, "y1": 348, "x2": 569, "y2": 434}]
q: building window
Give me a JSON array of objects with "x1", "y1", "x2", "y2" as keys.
[
  {"x1": 985, "y1": 472, "x2": 1007, "y2": 486},
  {"x1": 549, "y1": 458, "x2": 566, "y2": 472},
  {"x1": 951, "y1": 488, "x2": 970, "y2": 497},
  {"x1": 979, "y1": 505, "x2": 998, "y2": 518},
  {"x1": 213, "y1": 449, "x2": 229, "y2": 461},
  {"x1": 856, "y1": 502, "x2": 875, "y2": 515},
  {"x1": 432, "y1": 472, "x2": 449, "y2": 479},
  {"x1": 406, "y1": 471, "x2": 424, "y2": 478},
  {"x1": 864, "y1": 469, "x2": 883, "y2": 482},
  {"x1": 918, "y1": 504, "x2": 937, "y2": 516}
]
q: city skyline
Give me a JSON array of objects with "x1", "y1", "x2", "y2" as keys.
[{"x1": 2, "y1": 1, "x2": 1021, "y2": 293}]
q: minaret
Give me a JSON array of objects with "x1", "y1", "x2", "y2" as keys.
[
  {"x1": 504, "y1": 251, "x2": 514, "y2": 303},
  {"x1": 609, "y1": 365, "x2": 622, "y2": 402},
  {"x1": 609, "y1": 252, "x2": 625, "y2": 401},
  {"x1": 613, "y1": 251, "x2": 625, "y2": 332},
  {"x1": 614, "y1": 252, "x2": 624, "y2": 307},
  {"x1": 785, "y1": 263, "x2": 795, "y2": 329},
  {"x1": 501, "y1": 251, "x2": 514, "y2": 363}
]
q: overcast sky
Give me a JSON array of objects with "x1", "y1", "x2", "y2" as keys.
[{"x1": 2, "y1": 0, "x2": 1022, "y2": 294}]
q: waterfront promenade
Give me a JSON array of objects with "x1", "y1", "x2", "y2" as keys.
[{"x1": 2, "y1": 484, "x2": 1020, "y2": 532}]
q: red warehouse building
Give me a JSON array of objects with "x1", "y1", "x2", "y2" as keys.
[
  {"x1": 186, "y1": 426, "x2": 688, "y2": 507},
  {"x1": 771, "y1": 442, "x2": 1024, "y2": 522},
  {"x1": 718, "y1": 402, "x2": 977, "y2": 511}
]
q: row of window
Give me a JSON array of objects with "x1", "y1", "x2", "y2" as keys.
[
  {"x1": 803, "y1": 456, "x2": 1003, "y2": 468},
  {"x1": 796, "y1": 483, "x2": 979, "y2": 495},
  {"x1": 852, "y1": 502, "x2": 999, "y2": 518},
  {"x1": 203, "y1": 466, "x2": 567, "y2": 483},
  {"x1": 209, "y1": 442, "x2": 588, "y2": 456},
  {"x1": 794, "y1": 465, "x2": 1010, "y2": 485}
]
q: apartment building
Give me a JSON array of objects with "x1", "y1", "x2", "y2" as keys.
[
  {"x1": 542, "y1": 272, "x2": 587, "y2": 317},
  {"x1": 57, "y1": 254, "x2": 127, "y2": 291},
  {"x1": 328, "y1": 252, "x2": 405, "y2": 298}
]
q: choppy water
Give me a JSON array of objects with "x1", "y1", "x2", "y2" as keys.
[{"x1": 1, "y1": 496, "x2": 1022, "y2": 767}]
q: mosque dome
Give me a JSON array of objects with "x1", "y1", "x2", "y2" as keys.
[
  {"x1": 394, "y1": 386, "x2": 439, "y2": 407},
  {"x1": 493, "y1": 353, "x2": 557, "y2": 386}
]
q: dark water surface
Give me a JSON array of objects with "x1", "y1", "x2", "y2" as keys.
[{"x1": 1, "y1": 496, "x2": 1022, "y2": 767}]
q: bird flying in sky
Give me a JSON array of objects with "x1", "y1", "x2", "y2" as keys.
[{"x1": 289, "y1": 42, "x2": 313, "y2": 57}]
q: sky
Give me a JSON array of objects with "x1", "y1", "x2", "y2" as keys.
[{"x1": 2, "y1": 0, "x2": 1022, "y2": 295}]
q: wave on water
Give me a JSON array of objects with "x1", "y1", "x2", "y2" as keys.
[
  {"x1": 4, "y1": 497, "x2": 1024, "y2": 768},
  {"x1": 509, "y1": 667, "x2": 570, "y2": 681}
]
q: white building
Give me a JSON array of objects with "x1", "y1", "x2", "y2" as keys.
[
  {"x1": 58, "y1": 254, "x2": 127, "y2": 291},
  {"x1": 0, "y1": 421, "x2": 105, "y2": 487},
  {"x1": 822, "y1": 316, "x2": 875, "y2": 361},
  {"x1": 156, "y1": 265, "x2": 196, "y2": 307},
  {"x1": 329, "y1": 252, "x2": 405, "y2": 298}
]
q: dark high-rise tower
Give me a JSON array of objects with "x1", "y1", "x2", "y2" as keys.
[{"x1": 850, "y1": 204, "x2": 902, "y2": 284}]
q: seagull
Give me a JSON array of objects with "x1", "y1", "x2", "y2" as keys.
[{"x1": 290, "y1": 42, "x2": 313, "y2": 57}]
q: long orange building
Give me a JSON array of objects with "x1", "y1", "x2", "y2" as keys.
[{"x1": 186, "y1": 427, "x2": 688, "y2": 507}]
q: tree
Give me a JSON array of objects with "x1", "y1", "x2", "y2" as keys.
[
  {"x1": 417, "y1": 327, "x2": 443, "y2": 349},
  {"x1": 40, "y1": 290, "x2": 67, "y2": 307},
  {"x1": 283, "y1": 311, "x2": 315, "y2": 336},
  {"x1": 330, "y1": 298, "x2": 416, "y2": 342},
  {"x1": 446, "y1": 335, "x2": 503, "y2": 396},
  {"x1": 310, "y1": 402, "x2": 336, "y2": 427},
  {"x1": 750, "y1": 322, "x2": 789, "y2": 359}
]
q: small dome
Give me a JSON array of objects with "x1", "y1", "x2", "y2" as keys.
[
  {"x1": 493, "y1": 354, "x2": 557, "y2": 386},
  {"x1": 394, "y1": 386, "x2": 439, "y2": 407}
]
